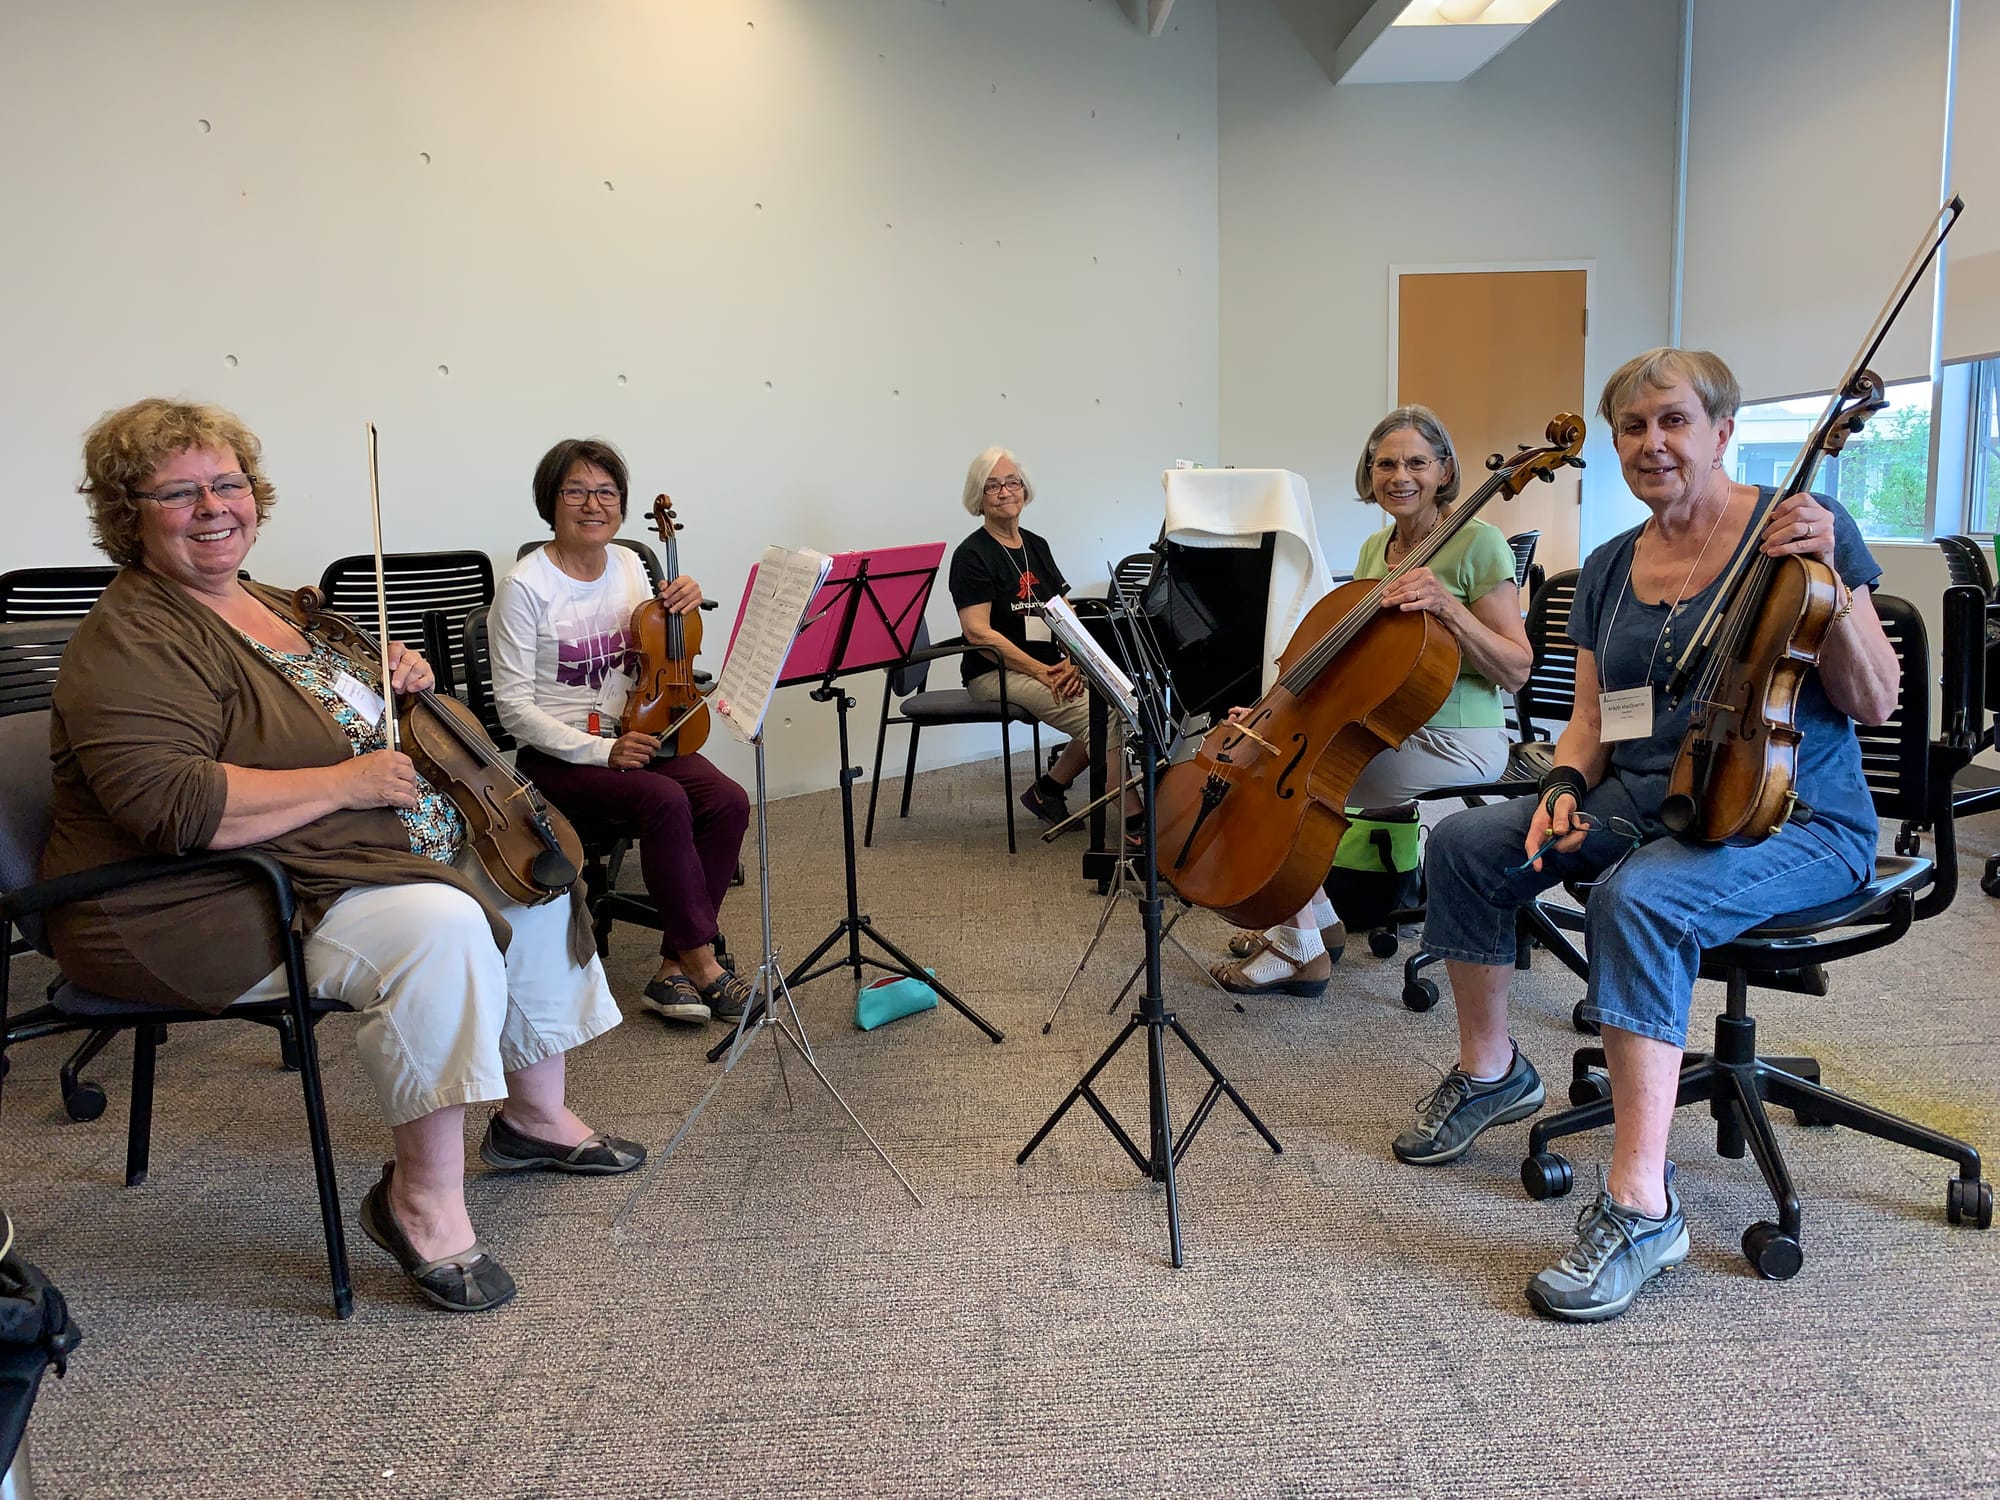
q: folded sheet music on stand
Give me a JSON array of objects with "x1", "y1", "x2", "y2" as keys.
[
  {"x1": 1042, "y1": 595, "x2": 1140, "y2": 734},
  {"x1": 712, "y1": 545, "x2": 834, "y2": 742}
]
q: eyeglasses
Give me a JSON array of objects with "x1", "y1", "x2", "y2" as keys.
[
  {"x1": 1372, "y1": 456, "x2": 1442, "y2": 477},
  {"x1": 557, "y1": 486, "x2": 622, "y2": 507},
  {"x1": 134, "y1": 473, "x2": 254, "y2": 509},
  {"x1": 1510, "y1": 810, "x2": 1644, "y2": 889},
  {"x1": 982, "y1": 476, "x2": 1026, "y2": 496}
]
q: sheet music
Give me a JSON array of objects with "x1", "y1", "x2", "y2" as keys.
[
  {"x1": 713, "y1": 545, "x2": 834, "y2": 743},
  {"x1": 1042, "y1": 595, "x2": 1141, "y2": 733}
]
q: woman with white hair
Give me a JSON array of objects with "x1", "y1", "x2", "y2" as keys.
[{"x1": 947, "y1": 447, "x2": 1135, "y2": 838}]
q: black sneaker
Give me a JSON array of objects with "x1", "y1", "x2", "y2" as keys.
[
  {"x1": 699, "y1": 970, "x2": 754, "y2": 1022},
  {"x1": 1020, "y1": 775, "x2": 1071, "y2": 828},
  {"x1": 1392, "y1": 1045, "x2": 1545, "y2": 1165},
  {"x1": 1526, "y1": 1165, "x2": 1690, "y2": 1322}
]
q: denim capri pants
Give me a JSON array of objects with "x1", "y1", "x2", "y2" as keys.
[{"x1": 1420, "y1": 777, "x2": 1873, "y2": 1048}]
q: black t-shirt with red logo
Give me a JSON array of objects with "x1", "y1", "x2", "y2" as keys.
[{"x1": 947, "y1": 526, "x2": 1069, "y2": 684}]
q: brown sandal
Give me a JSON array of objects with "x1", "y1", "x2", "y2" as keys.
[
  {"x1": 1226, "y1": 922, "x2": 1346, "y2": 962},
  {"x1": 1210, "y1": 935, "x2": 1334, "y2": 997}
]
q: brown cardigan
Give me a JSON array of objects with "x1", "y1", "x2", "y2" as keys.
[{"x1": 42, "y1": 568, "x2": 584, "y2": 1013}]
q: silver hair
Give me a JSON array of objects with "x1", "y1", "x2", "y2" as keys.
[
  {"x1": 1597, "y1": 347, "x2": 1742, "y2": 426},
  {"x1": 1353, "y1": 405, "x2": 1461, "y2": 506},
  {"x1": 961, "y1": 446, "x2": 1036, "y2": 517}
]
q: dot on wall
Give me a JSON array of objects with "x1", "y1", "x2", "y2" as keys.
[
  {"x1": 223, "y1": 354, "x2": 238, "y2": 368},
  {"x1": 616, "y1": 375, "x2": 628, "y2": 386},
  {"x1": 196, "y1": 119, "x2": 211, "y2": 134},
  {"x1": 419, "y1": 151, "x2": 431, "y2": 164},
  {"x1": 437, "y1": 365, "x2": 450, "y2": 377},
  {"x1": 603, "y1": 180, "x2": 615, "y2": 192}
]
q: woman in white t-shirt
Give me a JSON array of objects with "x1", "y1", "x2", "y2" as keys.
[{"x1": 489, "y1": 438, "x2": 751, "y2": 1025}]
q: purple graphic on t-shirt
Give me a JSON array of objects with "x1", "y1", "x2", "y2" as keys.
[{"x1": 556, "y1": 628, "x2": 634, "y2": 689}]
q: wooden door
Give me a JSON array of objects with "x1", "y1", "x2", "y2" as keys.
[{"x1": 1396, "y1": 269, "x2": 1588, "y2": 579}]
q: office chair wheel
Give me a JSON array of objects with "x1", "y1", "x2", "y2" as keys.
[
  {"x1": 1571, "y1": 1000, "x2": 1599, "y2": 1037},
  {"x1": 1368, "y1": 928, "x2": 1399, "y2": 959},
  {"x1": 1946, "y1": 1176, "x2": 1993, "y2": 1229},
  {"x1": 1568, "y1": 1072, "x2": 1611, "y2": 1107},
  {"x1": 62, "y1": 1079, "x2": 108, "y2": 1122},
  {"x1": 1982, "y1": 857, "x2": 2000, "y2": 898},
  {"x1": 1521, "y1": 1152, "x2": 1573, "y2": 1200},
  {"x1": 1894, "y1": 822, "x2": 1921, "y2": 857},
  {"x1": 1742, "y1": 1221, "x2": 1803, "y2": 1280},
  {"x1": 1401, "y1": 976, "x2": 1440, "y2": 1012}
]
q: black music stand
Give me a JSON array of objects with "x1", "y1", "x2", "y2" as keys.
[
  {"x1": 706, "y1": 544, "x2": 1003, "y2": 1063},
  {"x1": 1017, "y1": 595, "x2": 1281, "y2": 1267}
]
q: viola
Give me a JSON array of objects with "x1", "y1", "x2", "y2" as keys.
[
  {"x1": 620, "y1": 494, "x2": 710, "y2": 757},
  {"x1": 1659, "y1": 196, "x2": 1963, "y2": 844},
  {"x1": 293, "y1": 587, "x2": 584, "y2": 906},
  {"x1": 1155, "y1": 414, "x2": 1586, "y2": 929}
]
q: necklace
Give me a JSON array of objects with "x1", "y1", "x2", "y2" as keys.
[{"x1": 1598, "y1": 490, "x2": 1734, "y2": 691}]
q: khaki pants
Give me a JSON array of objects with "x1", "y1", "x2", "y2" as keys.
[
  {"x1": 232, "y1": 852, "x2": 621, "y2": 1127},
  {"x1": 966, "y1": 668, "x2": 1124, "y2": 772}
]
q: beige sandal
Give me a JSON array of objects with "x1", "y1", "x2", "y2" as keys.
[
  {"x1": 1226, "y1": 922, "x2": 1346, "y2": 962},
  {"x1": 1210, "y1": 935, "x2": 1334, "y2": 997}
]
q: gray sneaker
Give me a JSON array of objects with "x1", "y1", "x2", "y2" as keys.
[
  {"x1": 1526, "y1": 1167, "x2": 1690, "y2": 1323},
  {"x1": 1391, "y1": 1045, "x2": 1545, "y2": 1165}
]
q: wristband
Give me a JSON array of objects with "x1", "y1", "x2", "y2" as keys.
[{"x1": 1538, "y1": 764, "x2": 1588, "y2": 818}]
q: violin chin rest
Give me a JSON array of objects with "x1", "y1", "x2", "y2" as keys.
[{"x1": 531, "y1": 849, "x2": 579, "y2": 891}]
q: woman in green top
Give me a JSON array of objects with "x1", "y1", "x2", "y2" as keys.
[{"x1": 1213, "y1": 404, "x2": 1533, "y2": 996}]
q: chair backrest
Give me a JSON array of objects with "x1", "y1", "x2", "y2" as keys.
[
  {"x1": 1859, "y1": 592, "x2": 1933, "y2": 823},
  {"x1": 459, "y1": 605, "x2": 514, "y2": 749},
  {"x1": 1505, "y1": 531, "x2": 1541, "y2": 592},
  {"x1": 1516, "y1": 568, "x2": 1580, "y2": 735},
  {"x1": 318, "y1": 551, "x2": 495, "y2": 696},
  {"x1": 0, "y1": 566, "x2": 119, "y2": 623},
  {"x1": 888, "y1": 616, "x2": 934, "y2": 699},
  {"x1": 0, "y1": 619, "x2": 77, "y2": 719},
  {"x1": 1113, "y1": 552, "x2": 1158, "y2": 602},
  {"x1": 1937, "y1": 534, "x2": 1996, "y2": 597},
  {"x1": 515, "y1": 537, "x2": 667, "y2": 590},
  {"x1": 0, "y1": 709, "x2": 57, "y2": 953}
]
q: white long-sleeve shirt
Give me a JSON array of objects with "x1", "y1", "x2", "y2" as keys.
[{"x1": 488, "y1": 545, "x2": 653, "y2": 766}]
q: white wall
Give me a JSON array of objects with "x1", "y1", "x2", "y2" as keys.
[
  {"x1": 1215, "y1": 0, "x2": 1681, "y2": 568},
  {"x1": 2, "y1": 0, "x2": 1219, "y2": 797}
]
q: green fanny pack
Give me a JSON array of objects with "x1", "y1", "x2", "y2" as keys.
[
  {"x1": 1333, "y1": 808, "x2": 1422, "y2": 874},
  {"x1": 1323, "y1": 807, "x2": 1423, "y2": 932}
]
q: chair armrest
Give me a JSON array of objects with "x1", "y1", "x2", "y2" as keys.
[
  {"x1": 907, "y1": 636, "x2": 1004, "y2": 672},
  {"x1": 1, "y1": 848, "x2": 299, "y2": 926},
  {"x1": 420, "y1": 609, "x2": 457, "y2": 698}
]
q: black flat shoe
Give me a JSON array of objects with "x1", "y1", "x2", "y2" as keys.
[
  {"x1": 479, "y1": 1113, "x2": 647, "y2": 1175},
  {"x1": 358, "y1": 1164, "x2": 516, "y2": 1314}
]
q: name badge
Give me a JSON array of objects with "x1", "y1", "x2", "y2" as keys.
[
  {"x1": 1022, "y1": 612, "x2": 1052, "y2": 645},
  {"x1": 1599, "y1": 685, "x2": 1652, "y2": 743},
  {"x1": 333, "y1": 670, "x2": 387, "y2": 730}
]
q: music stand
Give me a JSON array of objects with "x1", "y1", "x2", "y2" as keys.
[
  {"x1": 705, "y1": 542, "x2": 1004, "y2": 1064},
  {"x1": 1017, "y1": 593, "x2": 1281, "y2": 1267},
  {"x1": 622, "y1": 545, "x2": 923, "y2": 1213}
]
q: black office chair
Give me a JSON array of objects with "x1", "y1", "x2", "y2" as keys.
[
  {"x1": 317, "y1": 551, "x2": 495, "y2": 701},
  {"x1": 516, "y1": 537, "x2": 666, "y2": 591},
  {"x1": 0, "y1": 621, "x2": 75, "y2": 719},
  {"x1": 1516, "y1": 590, "x2": 1992, "y2": 1279},
  {"x1": 1505, "y1": 529, "x2": 1544, "y2": 605},
  {"x1": 863, "y1": 619, "x2": 1043, "y2": 856},
  {"x1": 1937, "y1": 533, "x2": 1995, "y2": 598},
  {"x1": 1380, "y1": 571, "x2": 1579, "y2": 994},
  {"x1": 0, "y1": 568, "x2": 119, "y2": 623},
  {"x1": 0, "y1": 707, "x2": 356, "y2": 1319}
]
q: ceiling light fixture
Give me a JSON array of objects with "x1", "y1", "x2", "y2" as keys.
[{"x1": 1435, "y1": 0, "x2": 1497, "y2": 21}]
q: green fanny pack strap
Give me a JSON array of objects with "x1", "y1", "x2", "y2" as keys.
[{"x1": 1332, "y1": 807, "x2": 1421, "y2": 874}]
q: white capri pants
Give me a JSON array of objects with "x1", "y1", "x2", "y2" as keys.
[
  {"x1": 233, "y1": 852, "x2": 622, "y2": 1127},
  {"x1": 1348, "y1": 724, "x2": 1513, "y2": 812}
]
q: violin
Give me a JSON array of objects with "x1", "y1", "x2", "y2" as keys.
[
  {"x1": 1659, "y1": 196, "x2": 1963, "y2": 845},
  {"x1": 293, "y1": 587, "x2": 584, "y2": 906},
  {"x1": 1156, "y1": 414, "x2": 1586, "y2": 929},
  {"x1": 620, "y1": 494, "x2": 710, "y2": 757}
]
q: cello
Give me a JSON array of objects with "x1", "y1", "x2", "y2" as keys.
[
  {"x1": 1659, "y1": 196, "x2": 1963, "y2": 844},
  {"x1": 1155, "y1": 414, "x2": 1586, "y2": 929},
  {"x1": 620, "y1": 494, "x2": 710, "y2": 758},
  {"x1": 297, "y1": 424, "x2": 584, "y2": 907}
]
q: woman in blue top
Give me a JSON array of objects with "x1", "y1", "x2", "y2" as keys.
[
  {"x1": 1397, "y1": 348, "x2": 1902, "y2": 1324},
  {"x1": 1213, "y1": 405, "x2": 1532, "y2": 996}
]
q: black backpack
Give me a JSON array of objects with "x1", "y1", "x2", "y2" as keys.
[{"x1": 0, "y1": 1211, "x2": 82, "y2": 1478}]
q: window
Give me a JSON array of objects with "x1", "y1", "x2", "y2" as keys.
[
  {"x1": 1726, "y1": 380, "x2": 1935, "y2": 542},
  {"x1": 1970, "y1": 358, "x2": 2000, "y2": 536}
]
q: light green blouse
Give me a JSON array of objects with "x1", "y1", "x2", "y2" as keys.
[{"x1": 1353, "y1": 517, "x2": 1514, "y2": 729}]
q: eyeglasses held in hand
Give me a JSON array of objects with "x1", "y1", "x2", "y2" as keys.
[
  {"x1": 1510, "y1": 809, "x2": 1644, "y2": 889},
  {"x1": 134, "y1": 473, "x2": 255, "y2": 509},
  {"x1": 557, "y1": 485, "x2": 622, "y2": 507},
  {"x1": 982, "y1": 476, "x2": 1026, "y2": 495}
]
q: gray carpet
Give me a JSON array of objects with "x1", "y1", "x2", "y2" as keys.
[{"x1": 4, "y1": 755, "x2": 1998, "y2": 1499}]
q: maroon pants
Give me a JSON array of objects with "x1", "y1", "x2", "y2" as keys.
[{"x1": 518, "y1": 746, "x2": 750, "y2": 957}]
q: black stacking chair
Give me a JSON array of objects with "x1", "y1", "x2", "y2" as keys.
[
  {"x1": 863, "y1": 618, "x2": 1043, "y2": 856},
  {"x1": 1937, "y1": 533, "x2": 1995, "y2": 598},
  {"x1": 0, "y1": 707, "x2": 356, "y2": 1319},
  {"x1": 317, "y1": 551, "x2": 495, "y2": 701},
  {"x1": 1516, "y1": 590, "x2": 1992, "y2": 1278},
  {"x1": 516, "y1": 536, "x2": 665, "y2": 591},
  {"x1": 1112, "y1": 551, "x2": 1159, "y2": 599},
  {"x1": 0, "y1": 568, "x2": 118, "y2": 623},
  {"x1": 0, "y1": 622, "x2": 75, "y2": 720}
]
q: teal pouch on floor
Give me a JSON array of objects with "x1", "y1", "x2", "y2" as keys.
[{"x1": 855, "y1": 970, "x2": 939, "y2": 1031}]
